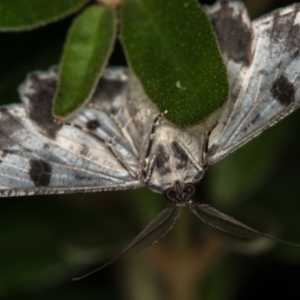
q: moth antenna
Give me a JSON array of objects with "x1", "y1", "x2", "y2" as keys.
[
  {"x1": 72, "y1": 206, "x2": 181, "y2": 281},
  {"x1": 189, "y1": 203, "x2": 300, "y2": 248}
]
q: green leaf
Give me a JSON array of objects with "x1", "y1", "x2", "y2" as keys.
[
  {"x1": 0, "y1": 0, "x2": 89, "y2": 31},
  {"x1": 120, "y1": 0, "x2": 228, "y2": 128},
  {"x1": 53, "y1": 5, "x2": 116, "y2": 119},
  {"x1": 0, "y1": 194, "x2": 134, "y2": 295}
]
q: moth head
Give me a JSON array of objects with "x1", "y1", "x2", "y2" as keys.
[
  {"x1": 164, "y1": 181, "x2": 196, "y2": 205},
  {"x1": 147, "y1": 140, "x2": 205, "y2": 204}
]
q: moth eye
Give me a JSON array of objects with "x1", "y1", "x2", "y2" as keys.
[
  {"x1": 164, "y1": 188, "x2": 177, "y2": 203},
  {"x1": 184, "y1": 183, "x2": 195, "y2": 196}
]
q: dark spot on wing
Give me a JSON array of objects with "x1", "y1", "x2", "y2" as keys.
[
  {"x1": 2, "y1": 149, "x2": 21, "y2": 156},
  {"x1": 80, "y1": 145, "x2": 89, "y2": 157},
  {"x1": 251, "y1": 113, "x2": 260, "y2": 125},
  {"x1": 242, "y1": 126, "x2": 248, "y2": 134},
  {"x1": 271, "y1": 75, "x2": 296, "y2": 106},
  {"x1": 208, "y1": 0, "x2": 253, "y2": 66},
  {"x1": 0, "y1": 134, "x2": 15, "y2": 148},
  {"x1": 292, "y1": 49, "x2": 300, "y2": 59},
  {"x1": 259, "y1": 69, "x2": 266, "y2": 76},
  {"x1": 268, "y1": 10, "x2": 281, "y2": 38},
  {"x1": 267, "y1": 7, "x2": 300, "y2": 65},
  {"x1": 269, "y1": 9, "x2": 300, "y2": 45},
  {"x1": 92, "y1": 78, "x2": 125, "y2": 112},
  {"x1": 156, "y1": 144, "x2": 169, "y2": 169},
  {"x1": 23, "y1": 72, "x2": 61, "y2": 139},
  {"x1": 289, "y1": 23, "x2": 300, "y2": 56},
  {"x1": 171, "y1": 141, "x2": 189, "y2": 169},
  {"x1": 1, "y1": 150, "x2": 7, "y2": 158},
  {"x1": 86, "y1": 119, "x2": 100, "y2": 130},
  {"x1": 29, "y1": 159, "x2": 52, "y2": 187},
  {"x1": 74, "y1": 173, "x2": 93, "y2": 181},
  {"x1": 0, "y1": 109, "x2": 23, "y2": 147}
]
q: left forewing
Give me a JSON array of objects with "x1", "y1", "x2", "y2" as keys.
[{"x1": 208, "y1": 3, "x2": 300, "y2": 164}]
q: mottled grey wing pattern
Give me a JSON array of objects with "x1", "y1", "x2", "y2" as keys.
[
  {"x1": 206, "y1": 1, "x2": 300, "y2": 164},
  {"x1": 0, "y1": 67, "x2": 143, "y2": 197},
  {"x1": 73, "y1": 207, "x2": 181, "y2": 280}
]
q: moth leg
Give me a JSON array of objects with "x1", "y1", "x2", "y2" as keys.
[
  {"x1": 144, "y1": 110, "x2": 168, "y2": 160},
  {"x1": 174, "y1": 141, "x2": 203, "y2": 173},
  {"x1": 105, "y1": 137, "x2": 137, "y2": 178},
  {"x1": 141, "y1": 111, "x2": 168, "y2": 180},
  {"x1": 200, "y1": 131, "x2": 210, "y2": 169},
  {"x1": 142, "y1": 155, "x2": 157, "y2": 184},
  {"x1": 88, "y1": 103, "x2": 139, "y2": 157},
  {"x1": 54, "y1": 119, "x2": 137, "y2": 178},
  {"x1": 122, "y1": 116, "x2": 140, "y2": 157}
]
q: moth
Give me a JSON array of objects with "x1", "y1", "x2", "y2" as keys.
[{"x1": 1, "y1": 0, "x2": 300, "y2": 279}]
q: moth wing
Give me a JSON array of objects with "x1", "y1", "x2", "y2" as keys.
[
  {"x1": 206, "y1": 1, "x2": 300, "y2": 164},
  {"x1": 0, "y1": 67, "x2": 143, "y2": 197}
]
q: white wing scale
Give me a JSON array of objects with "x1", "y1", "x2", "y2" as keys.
[{"x1": 0, "y1": 67, "x2": 143, "y2": 197}]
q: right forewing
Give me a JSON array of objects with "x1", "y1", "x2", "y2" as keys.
[{"x1": 0, "y1": 67, "x2": 143, "y2": 197}]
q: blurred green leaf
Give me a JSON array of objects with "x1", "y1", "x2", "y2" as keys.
[
  {"x1": 3, "y1": 284, "x2": 113, "y2": 300},
  {"x1": 53, "y1": 5, "x2": 116, "y2": 119},
  {"x1": 0, "y1": 194, "x2": 135, "y2": 295},
  {"x1": 0, "y1": 0, "x2": 89, "y2": 31},
  {"x1": 205, "y1": 111, "x2": 300, "y2": 262},
  {"x1": 120, "y1": 0, "x2": 228, "y2": 128},
  {"x1": 201, "y1": 256, "x2": 239, "y2": 300}
]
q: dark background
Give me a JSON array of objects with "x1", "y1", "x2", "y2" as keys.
[{"x1": 1, "y1": 0, "x2": 300, "y2": 299}]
